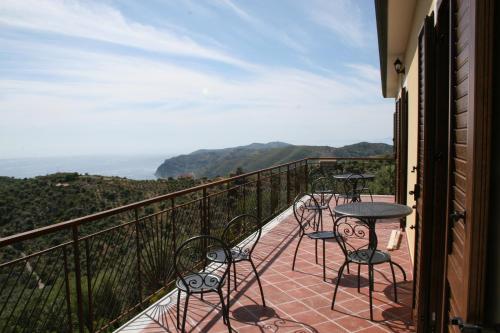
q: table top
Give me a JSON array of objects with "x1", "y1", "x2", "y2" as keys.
[
  {"x1": 333, "y1": 202, "x2": 412, "y2": 219},
  {"x1": 333, "y1": 173, "x2": 375, "y2": 180}
]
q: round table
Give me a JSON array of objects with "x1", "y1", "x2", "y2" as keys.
[
  {"x1": 333, "y1": 202, "x2": 412, "y2": 220},
  {"x1": 331, "y1": 202, "x2": 412, "y2": 320},
  {"x1": 332, "y1": 173, "x2": 375, "y2": 180},
  {"x1": 332, "y1": 202, "x2": 412, "y2": 261}
]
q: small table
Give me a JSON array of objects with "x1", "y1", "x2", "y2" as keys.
[
  {"x1": 333, "y1": 202, "x2": 412, "y2": 267},
  {"x1": 332, "y1": 173, "x2": 375, "y2": 180},
  {"x1": 332, "y1": 202, "x2": 412, "y2": 320}
]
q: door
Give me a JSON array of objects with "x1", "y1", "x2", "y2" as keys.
[{"x1": 441, "y1": 0, "x2": 494, "y2": 331}]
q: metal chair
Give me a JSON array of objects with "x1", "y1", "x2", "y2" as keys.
[
  {"x1": 209, "y1": 214, "x2": 266, "y2": 307},
  {"x1": 291, "y1": 193, "x2": 341, "y2": 281},
  {"x1": 174, "y1": 235, "x2": 232, "y2": 333},
  {"x1": 311, "y1": 176, "x2": 339, "y2": 210},
  {"x1": 330, "y1": 215, "x2": 406, "y2": 320},
  {"x1": 339, "y1": 173, "x2": 373, "y2": 203}
]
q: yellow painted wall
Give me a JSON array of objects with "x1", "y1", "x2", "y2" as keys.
[{"x1": 395, "y1": 0, "x2": 436, "y2": 264}]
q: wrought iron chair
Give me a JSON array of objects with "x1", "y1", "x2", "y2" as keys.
[
  {"x1": 209, "y1": 214, "x2": 266, "y2": 307},
  {"x1": 330, "y1": 215, "x2": 406, "y2": 321},
  {"x1": 292, "y1": 193, "x2": 341, "y2": 281},
  {"x1": 339, "y1": 173, "x2": 373, "y2": 203},
  {"x1": 174, "y1": 235, "x2": 232, "y2": 333},
  {"x1": 311, "y1": 176, "x2": 339, "y2": 210}
]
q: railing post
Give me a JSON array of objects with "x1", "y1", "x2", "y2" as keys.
[
  {"x1": 134, "y1": 208, "x2": 143, "y2": 305},
  {"x1": 72, "y1": 225, "x2": 84, "y2": 333},
  {"x1": 305, "y1": 160, "x2": 309, "y2": 192},
  {"x1": 257, "y1": 172, "x2": 262, "y2": 220},
  {"x1": 286, "y1": 164, "x2": 291, "y2": 205},
  {"x1": 202, "y1": 187, "x2": 208, "y2": 235},
  {"x1": 85, "y1": 239, "x2": 94, "y2": 333},
  {"x1": 62, "y1": 246, "x2": 73, "y2": 331},
  {"x1": 171, "y1": 198, "x2": 176, "y2": 250}
]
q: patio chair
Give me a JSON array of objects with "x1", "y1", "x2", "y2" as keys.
[
  {"x1": 174, "y1": 235, "x2": 232, "y2": 333},
  {"x1": 209, "y1": 214, "x2": 266, "y2": 307},
  {"x1": 311, "y1": 176, "x2": 339, "y2": 210},
  {"x1": 339, "y1": 173, "x2": 373, "y2": 203},
  {"x1": 291, "y1": 193, "x2": 342, "y2": 281},
  {"x1": 330, "y1": 216, "x2": 406, "y2": 321}
]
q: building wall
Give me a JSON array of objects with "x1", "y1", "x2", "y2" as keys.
[{"x1": 397, "y1": 0, "x2": 436, "y2": 263}]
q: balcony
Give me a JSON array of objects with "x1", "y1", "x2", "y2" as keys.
[
  {"x1": 0, "y1": 158, "x2": 412, "y2": 332},
  {"x1": 118, "y1": 195, "x2": 413, "y2": 333}
]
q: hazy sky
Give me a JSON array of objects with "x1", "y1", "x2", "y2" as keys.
[{"x1": 0, "y1": 0, "x2": 392, "y2": 158}]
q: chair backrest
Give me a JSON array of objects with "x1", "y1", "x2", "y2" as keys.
[
  {"x1": 333, "y1": 216, "x2": 376, "y2": 263},
  {"x1": 343, "y1": 173, "x2": 366, "y2": 201},
  {"x1": 293, "y1": 193, "x2": 322, "y2": 233},
  {"x1": 311, "y1": 176, "x2": 336, "y2": 206},
  {"x1": 222, "y1": 214, "x2": 261, "y2": 257},
  {"x1": 174, "y1": 235, "x2": 231, "y2": 292}
]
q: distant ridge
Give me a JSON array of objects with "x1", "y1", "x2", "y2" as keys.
[{"x1": 155, "y1": 142, "x2": 393, "y2": 179}]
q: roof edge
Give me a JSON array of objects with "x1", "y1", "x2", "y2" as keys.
[{"x1": 374, "y1": 0, "x2": 388, "y2": 98}]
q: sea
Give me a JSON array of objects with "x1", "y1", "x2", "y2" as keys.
[{"x1": 0, "y1": 155, "x2": 172, "y2": 180}]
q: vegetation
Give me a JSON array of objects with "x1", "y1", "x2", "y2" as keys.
[
  {"x1": 0, "y1": 173, "x2": 200, "y2": 239},
  {"x1": 155, "y1": 141, "x2": 393, "y2": 178}
]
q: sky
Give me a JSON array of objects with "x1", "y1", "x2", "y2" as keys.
[{"x1": 0, "y1": 0, "x2": 392, "y2": 158}]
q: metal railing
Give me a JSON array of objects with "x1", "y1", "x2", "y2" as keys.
[{"x1": 0, "y1": 157, "x2": 393, "y2": 332}]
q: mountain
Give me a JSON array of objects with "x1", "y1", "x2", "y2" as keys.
[{"x1": 155, "y1": 142, "x2": 393, "y2": 179}]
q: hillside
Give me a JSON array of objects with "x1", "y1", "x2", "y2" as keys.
[
  {"x1": 155, "y1": 142, "x2": 393, "y2": 178},
  {"x1": 0, "y1": 173, "x2": 200, "y2": 239}
]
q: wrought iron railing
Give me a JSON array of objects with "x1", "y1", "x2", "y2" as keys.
[{"x1": 0, "y1": 157, "x2": 393, "y2": 332}]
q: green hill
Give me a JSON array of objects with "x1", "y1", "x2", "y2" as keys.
[
  {"x1": 155, "y1": 142, "x2": 393, "y2": 178},
  {"x1": 0, "y1": 173, "x2": 200, "y2": 239}
]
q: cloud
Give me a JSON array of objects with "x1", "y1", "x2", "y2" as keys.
[
  {"x1": 307, "y1": 0, "x2": 366, "y2": 47},
  {"x1": 213, "y1": 0, "x2": 309, "y2": 53},
  {"x1": 0, "y1": 0, "x2": 254, "y2": 69}
]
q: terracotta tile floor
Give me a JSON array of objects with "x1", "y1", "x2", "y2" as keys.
[{"x1": 117, "y1": 195, "x2": 415, "y2": 333}]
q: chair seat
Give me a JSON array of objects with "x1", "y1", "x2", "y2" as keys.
[
  {"x1": 348, "y1": 249, "x2": 391, "y2": 264},
  {"x1": 306, "y1": 231, "x2": 339, "y2": 239},
  {"x1": 304, "y1": 203, "x2": 330, "y2": 211},
  {"x1": 208, "y1": 248, "x2": 249, "y2": 263},
  {"x1": 176, "y1": 273, "x2": 224, "y2": 293}
]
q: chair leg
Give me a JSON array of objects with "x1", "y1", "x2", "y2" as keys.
[
  {"x1": 315, "y1": 239, "x2": 318, "y2": 264},
  {"x1": 292, "y1": 234, "x2": 304, "y2": 271},
  {"x1": 176, "y1": 289, "x2": 181, "y2": 329},
  {"x1": 250, "y1": 259, "x2": 266, "y2": 307},
  {"x1": 369, "y1": 189, "x2": 373, "y2": 202},
  {"x1": 217, "y1": 289, "x2": 231, "y2": 331},
  {"x1": 322, "y1": 239, "x2": 326, "y2": 282},
  {"x1": 392, "y1": 262, "x2": 407, "y2": 281},
  {"x1": 227, "y1": 265, "x2": 231, "y2": 308},
  {"x1": 346, "y1": 262, "x2": 350, "y2": 274},
  {"x1": 389, "y1": 261, "x2": 398, "y2": 303},
  {"x1": 357, "y1": 264, "x2": 361, "y2": 292},
  {"x1": 368, "y1": 265, "x2": 373, "y2": 321},
  {"x1": 331, "y1": 261, "x2": 347, "y2": 310},
  {"x1": 233, "y1": 261, "x2": 237, "y2": 290},
  {"x1": 181, "y1": 293, "x2": 190, "y2": 333}
]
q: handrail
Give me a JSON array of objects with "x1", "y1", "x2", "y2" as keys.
[{"x1": 0, "y1": 156, "x2": 393, "y2": 247}]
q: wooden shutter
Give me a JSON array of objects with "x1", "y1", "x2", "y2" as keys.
[
  {"x1": 399, "y1": 89, "x2": 408, "y2": 205},
  {"x1": 394, "y1": 100, "x2": 401, "y2": 202},
  {"x1": 441, "y1": 0, "x2": 494, "y2": 331},
  {"x1": 413, "y1": 14, "x2": 436, "y2": 331}
]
